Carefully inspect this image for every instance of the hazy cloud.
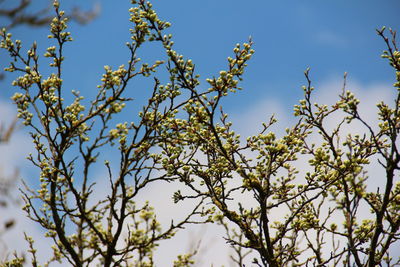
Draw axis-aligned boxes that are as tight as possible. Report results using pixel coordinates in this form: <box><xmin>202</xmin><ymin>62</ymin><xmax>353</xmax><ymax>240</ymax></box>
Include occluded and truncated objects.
<box><xmin>314</xmin><ymin>30</ymin><xmax>348</xmax><ymax>47</ymax></box>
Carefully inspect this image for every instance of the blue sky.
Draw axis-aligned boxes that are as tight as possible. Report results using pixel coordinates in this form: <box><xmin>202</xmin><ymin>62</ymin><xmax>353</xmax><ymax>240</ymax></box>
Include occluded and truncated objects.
<box><xmin>1</xmin><ymin>0</ymin><xmax>400</xmax><ymax>113</ymax></box>
<box><xmin>1</xmin><ymin>0</ymin><xmax>400</xmax><ymax>265</ymax></box>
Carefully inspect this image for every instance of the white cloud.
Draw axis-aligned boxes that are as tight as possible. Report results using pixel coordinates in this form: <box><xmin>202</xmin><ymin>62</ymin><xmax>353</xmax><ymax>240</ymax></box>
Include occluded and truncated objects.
<box><xmin>231</xmin><ymin>96</ymin><xmax>292</xmax><ymax>138</ymax></box>
<box><xmin>312</xmin><ymin>78</ymin><xmax>395</xmax><ymax>191</ymax></box>
<box><xmin>0</xmin><ymin>202</ymin><xmax>60</xmax><ymax>265</ymax></box>
<box><xmin>0</xmin><ymin>98</ymin><xmax>58</xmax><ymax>265</ymax></box>
<box><xmin>229</xmin><ymin>76</ymin><xmax>398</xmax><ymax>262</ymax></box>
<box><xmin>1</xmin><ymin>76</ymin><xmax>399</xmax><ymax>265</ymax></box>
<box><xmin>66</xmin><ymin>78</ymin><xmax>400</xmax><ymax>264</ymax></box>
<box><xmin>0</xmin><ymin>99</ymin><xmax>32</xmax><ymax>176</ymax></box>
<box><xmin>97</xmin><ymin>170</ymin><xmax>236</xmax><ymax>266</ymax></box>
